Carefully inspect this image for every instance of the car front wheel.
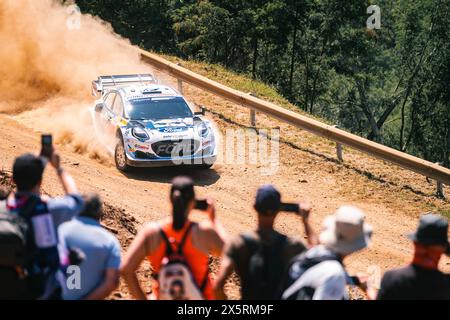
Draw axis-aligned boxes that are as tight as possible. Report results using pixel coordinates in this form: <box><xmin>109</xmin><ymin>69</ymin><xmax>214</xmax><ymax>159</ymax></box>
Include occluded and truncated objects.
<box><xmin>115</xmin><ymin>140</ymin><xmax>130</xmax><ymax>172</ymax></box>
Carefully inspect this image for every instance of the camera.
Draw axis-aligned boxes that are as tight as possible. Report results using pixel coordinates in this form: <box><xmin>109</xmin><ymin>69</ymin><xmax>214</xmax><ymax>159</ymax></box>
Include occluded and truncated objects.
<box><xmin>194</xmin><ymin>199</ymin><xmax>208</xmax><ymax>211</ymax></box>
<box><xmin>279</xmin><ymin>203</ymin><xmax>299</xmax><ymax>213</ymax></box>
<box><xmin>40</xmin><ymin>134</ymin><xmax>53</xmax><ymax>159</ymax></box>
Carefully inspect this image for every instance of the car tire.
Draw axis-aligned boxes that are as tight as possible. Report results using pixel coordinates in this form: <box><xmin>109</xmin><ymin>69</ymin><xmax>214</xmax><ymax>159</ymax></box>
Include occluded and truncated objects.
<box><xmin>115</xmin><ymin>139</ymin><xmax>130</xmax><ymax>172</ymax></box>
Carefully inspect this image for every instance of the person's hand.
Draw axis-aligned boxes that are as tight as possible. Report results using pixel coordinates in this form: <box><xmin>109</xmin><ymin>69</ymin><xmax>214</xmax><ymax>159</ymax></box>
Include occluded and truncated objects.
<box><xmin>205</xmin><ymin>197</ymin><xmax>216</xmax><ymax>222</ymax></box>
<box><xmin>50</xmin><ymin>150</ymin><xmax>61</xmax><ymax>170</ymax></box>
<box><xmin>297</xmin><ymin>200</ymin><xmax>312</xmax><ymax>219</ymax></box>
<box><xmin>354</xmin><ymin>273</ymin><xmax>369</xmax><ymax>291</ymax></box>
<box><xmin>354</xmin><ymin>272</ymin><xmax>378</xmax><ymax>300</ymax></box>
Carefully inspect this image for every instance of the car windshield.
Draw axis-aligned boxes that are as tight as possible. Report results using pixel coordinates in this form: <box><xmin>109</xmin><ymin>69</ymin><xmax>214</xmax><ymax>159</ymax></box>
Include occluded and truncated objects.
<box><xmin>126</xmin><ymin>97</ymin><xmax>193</xmax><ymax>120</ymax></box>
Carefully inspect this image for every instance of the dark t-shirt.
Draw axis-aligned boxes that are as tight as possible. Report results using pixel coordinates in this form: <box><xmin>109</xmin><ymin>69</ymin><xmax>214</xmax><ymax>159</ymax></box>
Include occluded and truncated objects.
<box><xmin>377</xmin><ymin>264</ymin><xmax>450</xmax><ymax>300</ymax></box>
<box><xmin>225</xmin><ymin>229</ymin><xmax>307</xmax><ymax>300</ymax></box>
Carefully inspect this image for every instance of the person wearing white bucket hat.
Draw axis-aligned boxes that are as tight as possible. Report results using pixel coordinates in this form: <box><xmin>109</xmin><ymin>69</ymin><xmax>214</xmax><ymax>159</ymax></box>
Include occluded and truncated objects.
<box><xmin>281</xmin><ymin>205</ymin><xmax>374</xmax><ymax>300</ymax></box>
<box><xmin>319</xmin><ymin>205</ymin><xmax>373</xmax><ymax>256</ymax></box>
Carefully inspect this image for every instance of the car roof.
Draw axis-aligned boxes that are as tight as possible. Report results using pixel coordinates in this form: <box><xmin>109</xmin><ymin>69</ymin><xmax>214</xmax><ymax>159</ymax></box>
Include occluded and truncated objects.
<box><xmin>115</xmin><ymin>84</ymin><xmax>180</xmax><ymax>100</ymax></box>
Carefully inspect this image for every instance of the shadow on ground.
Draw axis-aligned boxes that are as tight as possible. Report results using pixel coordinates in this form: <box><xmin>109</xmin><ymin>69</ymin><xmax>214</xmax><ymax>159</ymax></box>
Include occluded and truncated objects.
<box><xmin>119</xmin><ymin>166</ymin><xmax>221</xmax><ymax>186</ymax></box>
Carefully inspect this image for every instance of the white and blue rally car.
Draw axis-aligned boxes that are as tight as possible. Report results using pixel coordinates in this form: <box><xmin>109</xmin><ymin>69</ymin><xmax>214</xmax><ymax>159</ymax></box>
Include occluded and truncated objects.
<box><xmin>91</xmin><ymin>74</ymin><xmax>217</xmax><ymax>171</ymax></box>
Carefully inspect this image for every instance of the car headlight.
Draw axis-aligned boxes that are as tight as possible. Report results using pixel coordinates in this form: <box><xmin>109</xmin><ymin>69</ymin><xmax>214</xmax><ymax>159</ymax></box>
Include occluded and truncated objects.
<box><xmin>196</xmin><ymin>122</ymin><xmax>209</xmax><ymax>138</ymax></box>
<box><xmin>131</xmin><ymin>127</ymin><xmax>149</xmax><ymax>141</ymax></box>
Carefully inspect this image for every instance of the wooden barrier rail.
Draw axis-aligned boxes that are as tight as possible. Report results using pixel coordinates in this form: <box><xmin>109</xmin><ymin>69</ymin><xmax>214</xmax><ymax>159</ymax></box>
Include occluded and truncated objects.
<box><xmin>138</xmin><ymin>48</ymin><xmax>450</xmax><ymax>190</ymax></box>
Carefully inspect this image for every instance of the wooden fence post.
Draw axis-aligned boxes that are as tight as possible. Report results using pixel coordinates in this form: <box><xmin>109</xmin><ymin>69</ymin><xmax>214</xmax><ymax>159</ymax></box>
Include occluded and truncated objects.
<box><xmin>177</xmin><ymin>79</ymin><xmax>183</xmax><ymax>94</ymax></box>
<box><xmin>248</xmin><ymin>93</ymin><xmax>257</xmax><ymax>127</ymax></box>
<box><xmin>333</xmin><ymin>125</ymin><xmax>343</xmax><ymax>162</ymax></box>
<box><xmin>435</xmin><ymin>162</ymin><xmax>445</xmax><ymax>198</ymax></box>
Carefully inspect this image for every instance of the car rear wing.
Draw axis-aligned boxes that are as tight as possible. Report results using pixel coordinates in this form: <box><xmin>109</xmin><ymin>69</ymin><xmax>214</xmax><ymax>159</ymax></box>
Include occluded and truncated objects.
<box><xmin>91</xmin><ymin>74</ymin><xmax>157</xmax><ymax>97</ymax></box>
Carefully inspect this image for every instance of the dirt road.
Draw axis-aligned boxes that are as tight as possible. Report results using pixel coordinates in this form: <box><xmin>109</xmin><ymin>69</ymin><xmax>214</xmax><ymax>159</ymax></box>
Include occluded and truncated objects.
<box><xmin>1</xmin><ymin>84</ymin><xmax>449</xmax><ymax>298</ymax></box>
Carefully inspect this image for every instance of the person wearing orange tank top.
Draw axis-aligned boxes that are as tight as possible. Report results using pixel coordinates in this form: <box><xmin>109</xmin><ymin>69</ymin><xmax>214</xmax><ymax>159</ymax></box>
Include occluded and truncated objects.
<box><xmin>121</xmin><ymin>176</ymin><xmax>228</xmax><ymax>300</ymax></box>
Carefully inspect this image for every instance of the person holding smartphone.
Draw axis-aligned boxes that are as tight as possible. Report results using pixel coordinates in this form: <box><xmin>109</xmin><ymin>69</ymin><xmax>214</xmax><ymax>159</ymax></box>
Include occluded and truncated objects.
<box><xmin>0</xmin><ymin>135</ymin><xmax>84</xmax><ymax>300</ymax></box>
<box><xmin>377</xmin><ymin>213</ymin><xmax>450</xmax><ymax>300</ymax></box>
<box><xmin>121</xmin><ymin>176</ymin><xmax>228</xmax><ymax>300</ymax></box>
<box><xmin>214</xmin><ymin>184</ymin><xmax>319</xmax><ymax>300</ymax></box>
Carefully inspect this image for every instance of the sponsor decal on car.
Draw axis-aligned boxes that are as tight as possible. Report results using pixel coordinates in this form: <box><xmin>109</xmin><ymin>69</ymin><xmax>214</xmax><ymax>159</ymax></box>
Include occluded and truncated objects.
<box><xmin>127</xmin><ymin>145</ymin><xmax>136</xmax><ymax>152</ymax></box>
<box><xmin>134</xmin><ymin>144</ymin><xmax>150</xmax><ymax>150</ymax></box>
<box><xmin>159</xmin><ymin>127</ymin><xmax>187</xmax><ymax>133</ymax></box>
<box><xmin>163</xmin><ymin>134</ymin><xmax>189</xmax><ymax>139</ymax></box>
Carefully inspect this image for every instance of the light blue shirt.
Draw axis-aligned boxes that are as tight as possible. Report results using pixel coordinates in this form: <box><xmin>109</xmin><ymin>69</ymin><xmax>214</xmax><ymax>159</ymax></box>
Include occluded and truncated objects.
<box><xmin>58</xmin><ymin>216</ymin><xmax>121</xmax><ymax>300</ymax></box>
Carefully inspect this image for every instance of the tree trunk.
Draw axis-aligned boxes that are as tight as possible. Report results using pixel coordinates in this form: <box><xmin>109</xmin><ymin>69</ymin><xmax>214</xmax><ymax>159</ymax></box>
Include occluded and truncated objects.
<box><xmin>304</xmin><ymin>54</ymin><xmax>309</xmax><ymax>111</ymax></box>
<box><xmin>289</xmin><ymin>8</ymin><xmax>299</xmax><ymax>95</ymax></box>
<box><xmin>399</xmin><ymin>100</ymin><xmax>406</xmax><ymax>151</ymax></box>
<box><xmin>251</xmin><ymin>35</ymin><xmax>258</xmax><ymax>79</ymax></box>
<box><xmin>445</xmin><ymin>124</ymin><xmax>450</xmax><ymax>168</ymax></box>
<box><xmin>356</xmin><ymin>80</ymin><xmax>381</xmax><ymax>141</ymax></box>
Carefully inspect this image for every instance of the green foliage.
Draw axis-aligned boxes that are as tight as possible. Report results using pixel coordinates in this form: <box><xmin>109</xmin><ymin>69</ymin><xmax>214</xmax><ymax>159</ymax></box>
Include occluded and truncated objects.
<box><xmin>74</xmin><ymin>0</ymin><xmax>450</xmax><ymax>167</ymax></box>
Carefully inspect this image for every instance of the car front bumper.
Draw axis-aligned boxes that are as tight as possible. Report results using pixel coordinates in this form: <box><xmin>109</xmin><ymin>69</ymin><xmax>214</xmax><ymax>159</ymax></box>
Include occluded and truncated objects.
<box><xmin>126</xmin><ymin>154</ymin><xmax>217</xmax><ymax>168</ymax></box>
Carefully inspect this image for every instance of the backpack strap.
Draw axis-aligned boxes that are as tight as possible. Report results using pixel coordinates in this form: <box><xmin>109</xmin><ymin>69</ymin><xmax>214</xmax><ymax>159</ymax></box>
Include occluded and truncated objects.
<box><xmin>18</xmin><ymin>196</ymin><xmax>40</xmax><ymax>220</ymax></box>
<box><xmin>159</xmin><ymin>222</ymin><xmax>195</xmax><ymax>256</ymax></box>
<box><xmin>241</xmin><ymin>232</ymin><xmax>287</xmax><ymax>253</ymax></box>
<box><xmin>177</xmin><ymin>222</ymin><xmax>195</xmax><ymax>255</ymax></box>
<box><xmin>159</xmin><ymin>227</ymin><xmax>174</xmax><ymax>256</ymax></box>
<box><xmin>199</xmin><ymin>268</ymin><xmax>209</xmax><ymax>292</ymax></box>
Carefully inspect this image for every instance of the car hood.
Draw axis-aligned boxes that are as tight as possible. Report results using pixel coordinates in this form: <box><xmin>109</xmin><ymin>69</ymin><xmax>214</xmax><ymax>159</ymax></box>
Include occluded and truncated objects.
<box><xmin>129</xmin><ymin>117</ymin><xmax>199</xmax><ymax>134</ymax></box>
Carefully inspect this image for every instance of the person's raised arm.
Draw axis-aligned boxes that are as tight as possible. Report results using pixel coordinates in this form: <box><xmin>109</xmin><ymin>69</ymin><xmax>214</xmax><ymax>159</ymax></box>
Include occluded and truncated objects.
<box><xmin>120</xmin><ymin>226</ymin><xmax>153</xmax><ymax>300</ymax></box>
<box><xmin>213</xmin><ymin>255</ymin><xmax>235</xmax><ymax>300</ymax></box>
<box><xmin>203</xmin><ymin>197</ymin><xmax>228</xmax><ymax>256</ymax></box>
<box><xmin>297</xmin><ymin>200</ymin><xmax>319</xmax><ymax>247</ymax></box>
<box><xmin>50</xmin><ymin>151</ymin><xmax>78</xmax><ymax>195</ymax></box>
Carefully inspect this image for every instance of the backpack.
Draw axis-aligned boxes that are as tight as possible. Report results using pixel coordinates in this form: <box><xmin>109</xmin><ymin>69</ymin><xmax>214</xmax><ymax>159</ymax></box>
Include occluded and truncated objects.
<box><xmin>241</xmin><ymin>232</ymin><xmax>287</xmax><ymax>300</ymax></box>
<box><xmin>280</xmin><ymin>250</ymin><xmax>342</xmax><ymax>300</ymax></box>
<box><xmin>157</xmin><ymin>223</ymin><xmax>208</xmax><ymax>300</ymax></box>
<box><xmin>0</xmin><ymin>198</ymin><xmax>39</xmax><ymax>299</ymax></box>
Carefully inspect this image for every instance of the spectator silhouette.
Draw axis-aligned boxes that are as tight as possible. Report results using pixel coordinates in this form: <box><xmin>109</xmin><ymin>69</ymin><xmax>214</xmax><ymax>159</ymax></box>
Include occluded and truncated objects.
<box><xmin>121</xmin><ymin>176</ymin><xmax>227</xmax><ymax>300</ymax></box>
<box><xmin>214</xmin><ymin>184</ymin><xmax>318</xmax><ymax>300</ymax></box>
<box><xmin>1</xmin><ymin>151</ymin><xmax>83</xmax><ymax>299</ymax></box>
<box><xmin>377</xmin><ymin>213</ymin><xmax>450</xmax><ymax>300</ymax></box>
<box><xmin>58</xmin><ymin>193</ymin><xmax>121</xmax><ymax>300</ymax></box>
<box><xmin>281</xmin><ymin>205</ymin><xmax>374</xmax><ymax>300</ymax></box>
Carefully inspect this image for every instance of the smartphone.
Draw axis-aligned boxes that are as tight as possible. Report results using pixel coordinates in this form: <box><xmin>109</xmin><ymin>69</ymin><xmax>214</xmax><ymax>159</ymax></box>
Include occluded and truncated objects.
<box><xmin>41</xmin><ymin>134</ymin><xmax>53</xmax><ymax>159</ymax></box>
<box><xmin>349</xmin><ymin>276</ymin><xmax>361</xmax><ymax>286</ymax></box>
<box><xmin>194</xmin><ymin>199</ymin><xmax>208</xmax><ymax>211</ymax></box>
<box><xmin>279</xmin><ymin>202</ymin><xmax>299</xmax><ymax>213</ymax></box>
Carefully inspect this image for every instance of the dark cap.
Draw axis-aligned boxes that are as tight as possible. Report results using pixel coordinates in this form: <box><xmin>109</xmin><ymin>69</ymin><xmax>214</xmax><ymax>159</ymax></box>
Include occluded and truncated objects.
<box><xmin>81</xmin><ymin>193</ymin><xmax>103</xmax><ymax>220</ymax></box>
<box><xmin>254</xmin><ymin>184</ymin><xmax>281</xmax><ymax>214</ymax></box>
<box><xmin>12</xmin><ymin>153</ymin><xmax>45</xmax><ymax>192</ymax></box>
<box><xmin>408</xmin><ymin>213</ymin><xmax>449</xmax><ymax>248</ymax></box>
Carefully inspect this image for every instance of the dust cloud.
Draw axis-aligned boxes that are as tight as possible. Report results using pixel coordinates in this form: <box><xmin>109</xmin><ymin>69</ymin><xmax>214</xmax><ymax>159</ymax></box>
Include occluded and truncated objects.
<box><xmin>0</xmin><ymin>0</ymin><xmax>151</xmax><ymax>161</ymax></box>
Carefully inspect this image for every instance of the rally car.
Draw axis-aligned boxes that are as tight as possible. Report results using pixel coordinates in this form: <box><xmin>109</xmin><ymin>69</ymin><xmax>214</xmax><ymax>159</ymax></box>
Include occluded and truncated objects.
<box><xmin>91</xmin><ymin>74</ymin><xmax>217</xmax><ymax>171</ymax></box>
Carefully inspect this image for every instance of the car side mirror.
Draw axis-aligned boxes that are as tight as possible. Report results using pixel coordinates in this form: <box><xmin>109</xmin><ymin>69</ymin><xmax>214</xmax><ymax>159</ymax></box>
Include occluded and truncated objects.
<box><xmin>194</xmin><ymin>106</ymin><xmax>205</xmax><ymax>116</ymax></box>
<box><xmin>95</xmin><ymin>103</ymin><xmax>105</xmax><ymax>113</ymax></box>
